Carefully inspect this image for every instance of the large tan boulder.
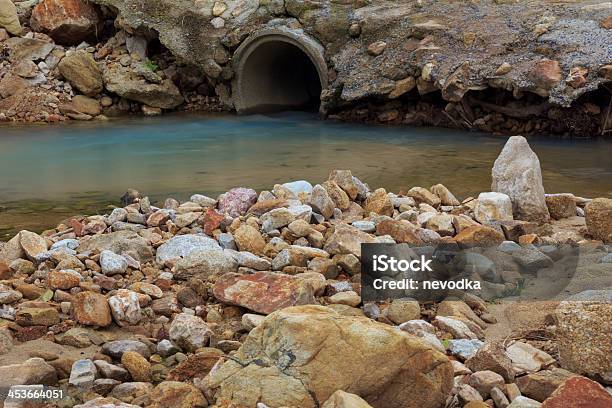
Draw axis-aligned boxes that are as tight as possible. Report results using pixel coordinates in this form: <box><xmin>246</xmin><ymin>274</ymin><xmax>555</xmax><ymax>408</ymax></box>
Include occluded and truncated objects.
<box><xmin>322</xmin><ymin>390</ymin><xmax>373</xmax><ymax>408</ymax></box>
<box><xmin>203</xmin><ymin>305</ymin><xmax>453</xmax><ymax>408</ymax></box>
<box><xmin>0</xmin><ymin>0</ymin><xmax>22</xmax><ymax>35</ymax></box>
<box><xmin>585</xmin><ymin>198</ymin><xmax>612</xmax><ymax>243</ymax></box>
<box><xmin>58</xmin><ymin>50</ymin><xmax>103</xmax><ymax>96</ymax></box>
<box><xmin>492</xmin><ymin>136</ymin><xmax>550</xmax><ymax>224</ymax></box>
<box><xmin>30</xmin><ymin>0</ymin><xmax>100</xmax><ymax>45</ymax></box>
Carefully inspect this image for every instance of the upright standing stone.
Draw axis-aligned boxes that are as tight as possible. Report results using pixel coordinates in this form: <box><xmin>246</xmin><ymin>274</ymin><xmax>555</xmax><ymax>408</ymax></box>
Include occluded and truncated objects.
<box><xmin>492</xmin><ymin>136</ymin><xmax>550</xmax><ymax>224</ymax></box>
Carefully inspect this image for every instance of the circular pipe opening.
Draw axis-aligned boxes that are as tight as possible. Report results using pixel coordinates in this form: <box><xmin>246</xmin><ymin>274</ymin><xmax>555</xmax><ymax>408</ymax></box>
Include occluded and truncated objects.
<box><xmin>232</xmin><ymin>30</ymin><xmax>328</xmax><ymax>114</ymax></box>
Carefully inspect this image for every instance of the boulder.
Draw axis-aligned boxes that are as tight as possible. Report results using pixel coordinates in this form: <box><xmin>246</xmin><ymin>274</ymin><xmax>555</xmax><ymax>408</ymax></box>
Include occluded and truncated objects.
<box><xmin>121</xmin><ymin>351</ymin><xmax>151</xmax><ymax>382</ymax></box>
<box><xmin>19</xmin><ymin>230</ymin><xmax>48</xmax><ymax>260</ymax></box>
<box><xmin>0</xmin><ymin>357</ymin><xmax>57</xmax><ymax>389</ymax></box>
<box><xmin>155</xmin><ymin>234</ymin><xmax>221</xmax><ymax>264</ymax></box>
<box><xmin>364</xmin><ymin>188</ymin><xmax>393</xmax><ymax>215</ymax></box>
<box><xmin>103</xmin><ymin>64</ymin><xmax>184</xmax><ymax>109</ymax></box>
<box><xmin>72</xmin><ymin>291</ymin><xmax>112</xmax><ymax>327</ymax></box>
<box><xmin>203</xmin><ymin>306</ymin><xmax>452</xmax><ymax>408</ymax></box>
<box><xmin>100</xmin><ymin>250</ymin><xmax>128</xmax><ymax>275</ymax></box>
<box><xmin>468</xmin><ymin>370</ymin><xmax>505</xmax><ymax>399</ymax></box>
<box><xmin>147</xmin><ymin>381</ymin><xmax>207</xmax><ymax>408</ymax></box>
<box><xmin>218</xmin><ymin>187</ymin><xmax>258</xmax><ymax>217</ymax></box>
<box><xmin>108</xmin><ymin>289</ymin><xmax>141</xmax><ymax>326</ymax></box>
<box><xmin>430</xmin><ymin>184</ymin><xmax>460</xmax><ymax>206</ymax></box>
<box><xmin>16</xmin><ymin>307</ymin><xmax>59</xmax><ymax>326</ymax></box>
<box><xmin>174</xmin><ymin>249</ymin><xmax>238</xmax><ymax>279</ymax></box>
<box><xmin>322</xmin><ymin>390</ymin><xmax>373</xmax><ymax>408</ymax></box>
<box><xmin>386</xmin><ymin>298</ymin><xmax>421</xmax><ymax>324</ymax></box>
<box><xmin>309</xmin><ymin>184</ymin><xmax>335</xmax><ymax>218</ymax></box>
<box><xmin>545</xmin><ymin>194</ymin><xmax>576</xmax><ymax>220</ymax></box>
<box><xmin>505</xmin><ymin>341</ymin><xmax>555</xmax><ymax>375</ymax></box>
<box><xmin>541</xmin><ymin>376</ymin><xmax>612</xmax><ymax>407</ymax></box>
<box><xmin>233</xmin><ymin>225</ymin><xmax>266</xmax><ymax>255</ymax></box>
<box><xmin>0</xmin><ymin>0</ymin><xmax>22</xmax><ymax>35</ymax></box>
<box><xmin>213</xmin><ymin>271</ymin><xmax>323</xmax><ymax>314</ymax></box>
<box><xmin>516</xmin><ymin>368</ymin><xmax>577</xmax><ymax>402</ymax></box>
<box><xmin>329</xmin><ymin>170</ymin><xmax>358</xmax><ymax>200</ymax></box>
<box><xmin>69</xmin><ymin>359</ymin><xmax>97</xmax><ymax>389</ymax></box>
<box><xmin>324</xmin><ymin>223</ymin><xmax>376</xmax><ymax>257</ymax></box>
<box><xmin>169</xmin><ymin>313</ymin><xmax>212</xmax><ymax>352</ymax></box>
<box><xmin>585</xmin><ymin>198</ymin><xmax>612</xmax><ymax>242</ymax></box>
<box><xmin>554</xmin><ymin>292</ymin><xmax>611</xmax><ymax>382</ymax></box>
<box><xmin>30</xmin><ymin>0</ymin><xmax>100</xmax><ymax>45</ymax></box>
<box><xmin>79</xmin><ymin>231</ymin><xmax>153</xmax><ymax>263</ymax></box>
<box><xmin>475</xmin><ymin>192</ymin><xmax>513</xmax><ymax>224</ymax></box>
<box><xmin>48</xmin><ymin>269</ymin><xmax>82</xmax><ymax>290</ymax></box>
<box><xmin>407</xmin><ymin>187</ymin><xmax>441</xmax><ymax>207</ymax></box>
<box><xmin>58</xmin><ymin>50</ymin><xmax>103</xmax><ymax>96</ymax></box>
<box><xmin>492</xmin><ymin>136</ymin><xmax>549</xmax><ymax>224</ymax></box>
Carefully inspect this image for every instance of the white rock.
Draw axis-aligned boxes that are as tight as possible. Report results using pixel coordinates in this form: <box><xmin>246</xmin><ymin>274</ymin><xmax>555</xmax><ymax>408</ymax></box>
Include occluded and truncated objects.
<box><xmin>108</xmin><ymin>289</ymin><xmax>141</xmax><ymax>326</ymax></box>
<box><xmin>100</xmin><ymin>250</ymin><xmax>128</xmax><ymax>275</ymax></box>
<box><xmin>475</xmin><ymin>192</ymin><xmax>513</xmax><ymax>223</ymax></box>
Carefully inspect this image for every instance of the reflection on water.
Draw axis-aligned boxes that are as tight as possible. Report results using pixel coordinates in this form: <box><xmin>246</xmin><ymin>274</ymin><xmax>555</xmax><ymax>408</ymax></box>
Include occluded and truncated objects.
<box><xmin>1</xmin><ymin>112</ymin><xmax>611</xmax><ymax>240</ymax></box>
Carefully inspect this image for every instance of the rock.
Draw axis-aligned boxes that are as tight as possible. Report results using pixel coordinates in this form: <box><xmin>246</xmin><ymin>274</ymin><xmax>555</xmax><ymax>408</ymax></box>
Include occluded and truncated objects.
<box><xmin>213</xmin><ymin>271</ymin><xmax>322</xmax><ymax>314</ymax></box>
<box><xmin>74</xmin><ymin>397</ymin><xmax>138</xmax><ymax>408</ymax></box>
<box><xmin>16</xmin><ymin>307</ymin><xmax>59</xmax><ymax>327</ymax></box>
<box><xmin>545</xmin><ymin>194</ymin><xmax>576</xmax><ymax>220</ymax></box>
<box><xmin>468</xmin><ymin>370</ymin><xmax>505</xmax><ymax>399</ymax></box>
<box><xmin>328</xmin><ymin>291</ymin><xmax>361</xmax><ymax>307</ymax></box>
<box><xmin>147</xmin><ymin>381</ymin><xmax>207</xmax><ymax>408</ymax></box>
<box><xmin>19</xmin><ymin>230</ymin><xmax>48</xmax><ymax>260</ymax></box>
<box><xmin>516</xmin><ymin>368</ymin><xmax>577</xmax><ymax>402</ymax></box>
<box><xmin>103</xmin><ymin>64</ymin><xmax>184</xmax><ymax>109</ymax></box>
<box><xmin>511</xmin><ymin>248</ymin><xmax>553</xmax><ymax>272</ymax></box>
<box><xmin>454</xmin><ymin>225</ymin><xmax>504</xmax><ymax>248</ymax></box>
<box><xmin>541</xmin><ymin>376</ymin><xmax>612</xmax><ymax>407</ymax></box>
<box><xmin>507</xmin><ymin>396</ymin><xmax>542</xmax><ymax>407</ymax></box>
<box><xmin>100</xmin><ymin>250</ymin><xmax>128</xmax><ymax>275</ymax></box>
<box><xmin>322</xmin><ymin>390</ymin><xmax>373</xmax><ymax>408</ymax></box>
<box><xmin>430</xmin><ymin>184</ymin><xmax>460</xmax><ymax>206</ymax></box>
<box><xmin>30</xmin><ymin>0</ymin><xmax>100</xmax><ymax>45</ymax></box>
<box><xmin>505</xmin><ymin>341</ymin><xmax>555</xmax><ymax>375</ymax></box>
<box><xmin>169</xmin><ymin>313</ymin><xmax>212</xmax><ymax>352</ymax></box>
<box><xmin>448</xmin><ymin>339</ymin><xmax>485</xmax><ymax>361</ymax></box>
<box><xmin>174</xmin><ymin>249</ymin><xmax>238</xmax><ymax>279</ymax></box>
<box><xmin>94</xmin><ymin>360</ymin><xmax>130</xmax><ymax>382</ymax></box>
<box><xmin>261</xmin><ymin>207</ymin><xmax>296</xmax><ymax>231</ymax></box>
<box><xmin>0</xmin><ymin>285</ymin><xmax>23</xmax><ymax>304</ymax></box>
<box><xmin>329</xmin><ymin>170</ymin><xmax>358</xmax><ymax>200</ymax></box>
<box><xmin>58</xmin><ymin>50</ymin><xmax>103</xmax><ymax>96</ymax></box>
<box><xmin>156</xmin><ymin>339</ymin><xmax>179</xmax><ymax>357</ymax></box>
<box><xmin>48</xmin><ymin>269</ymin><xmax>81</xmax><ymax>290</ymax></box>
<box><xmin>457</xmin><ymin>384</ymin><xmax>484</xmax><ymax>404</ymax></box>
<box><xmin>407</xmin><ymin>187</ymin><xmax>441</xmax><ymax>207</ymax></box>
<box><xmin>309</xmin><ymin>184</ymin><xmax>335</xmax><ymax>218</ymax></box>
<box><xmin>322</xmin><ymin>180</ymin><xmax>351</xmax><ymax>210</ymax></box>
<box><xmin>121</xmin><ymin>351</ymin><xmax>151</xmax><ymax>382</ymax></box>
<box><xmin>466</xmin><ymin>342</ymin><xmax>515</xmax><ymax>382</ymax></box>
<box><xmin>324</xmin><ymin>223</ymin><xmax>376</xmax><ymax>257</ymax></box>
<box><xmin>108</xmin><ymin>289</ymin><xmax>141</xmax><ymax>326</ymax></box>
<box><xmin>554</xmin><ymin>293</ymin><xmax>611</xmax><ymax>381</ymax></box>
<box><xmin>376</xmin><ymin>220</ymin><xmax>422</xmax><ymax>244</ymax></box>
<box><xmin>0</xmin><ymin>357</ymin><xmax>57</xmax><ymax>389</ymax></box>
<box><xmin>426</xmin><ymin>213</ymin><xmax>455</xmax><ymax>236</ymax></box>
<box><xmin>491</xmin><ymin>387</ymin><xmax>510</xmax><ymax>408</ymax></box>
<box><xmin>167</xmin><ymin>348</ymin><xmax>222</xmax><ymax>381</ymax></box>
<box><xmin>218</xmin><ymin>187</ymin><xmax>258</xmax><ymax>217</ymax></box>
<box><xmin>0</xmin><ymin>0</ymin><xmax>22</xmax><ymax>35</ymax></box>
<box><xmin>585</xmin><ymin>198</ymin><xmax>612</xmax><ymax>242</ymax></box>
<box><xmin>72</xmin><ymin>291</ymin><xmax>112</xmax><ymax>327</ymax></box>
<box><xmin>367</xmin><ymin>40</ymin><xmax>387</xmax><ymax>56</ymax></box>
<box><xmin>69</xmin><ymin>359</ymin><xmax>97</xmax><ymax>389</ymax></box>
<box><xmin>475</xmin><ymin>192</ymin><xmax>513</xmax><ymax>223</ymax></box>
<box><xmin>110</xmin><ymin>382</ymin><xmax>153</xmax><ymax>402</ymax></box>
<box><xmin>529</xmin><ymin>59</ymin><xmax>562</xmax><ymax>92</ymax></box>
<box><xmin>364</xmin><ymin>188</ymin><xmax>393</xmax><ymax>215</ymax></box>
<box><xmin>242</xmin><ymin>313</ymin><xmax>265</xmax><ymax>331</ymax></box>
<box><xmin>156</xmin><ymin>234</ymin><xmax>220</xmax><ymax>264</ymax></box>
<box><xmin>79</xmin><ymin>231</ymin><xmax>153</xmax><ymax>263</ymax></box>
<box><xmin>203</xmin><ymin>305</ymin><xmax>452</xmax><ymax>408</ymax></box>
<box><xmin>386</xmin><ymin>299</ymin><xmax>420</xmax><ymax>324</ymax></box>
<box><xmin>233</xmin><ymin>225</ymin><xmax>266</xmax><ymax>255</ymax></box>
<box><xmin>434</xmin><ymin>315</ymin><xmax>478</xmax><ymax>339</ymax></box>
<box><xmin>389</xmin><ymin>76</ymin><xmax>416</xmax><ymax>99</ymax></box>
<box><xmin>101</xmin><ymin>340</ymin><xmax>151</xmax><ymax>359</ymax></box>
<box><xmin>282</xmin><ymin>180</ymin><xmax>313</xmax><ymax>197</ymax></box>
<box><xmin>492</xmin><ymin>136</ymin><xmax>550</xmax><ymax>223</ymax></box>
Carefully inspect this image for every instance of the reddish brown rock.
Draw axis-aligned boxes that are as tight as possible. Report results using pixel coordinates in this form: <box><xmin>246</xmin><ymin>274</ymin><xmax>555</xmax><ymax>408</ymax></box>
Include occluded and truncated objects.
<box><xmin>213</xmin><ymin>271</ymin><xmax>323</xmax><ymax>314</ymax></box>
<box><xmin>13</xmin><ymin>325</ymin><xmax>48</xmax><ymax>342</ymax></box>
<box><xmin>30</xmin><ymin>0</ymin><xmax>100</xmax><ymax>45</ymax></box>
<box><xmin>48</xmin><ymin>269</ymin><xmax>81</xmax><ymax>290</ymax></box>
<box><xmin>516</xmin><ymin>368</ymin><xmax>578</xmax><ymax>402</ymax></box>
<box><xmin>376</xmin><ymin>220</ymin><xmax>422</xmax><ymax>245</ymax></box>
<box><xmin>530</xmin><ymin>59</ymin><xmax>562</xmax><ymax>91</ymax></box>
<box><xmin>0</xmin><ymin>262</ymin><xmax>10</xmax><ymax>280</ymax></box>
<box><xmin>541</xmin><ymin>376</ymin><xmax>612</xmax><ymax>408</ymax></box>
<box><xmin>203</xmin><ymin>209</ymin><xmax>225</xmax><ymax>235</ymax></box>
<box><xmin>601</xmin><ymin>15</ymin><xmax>612</xmax><ymax>29</ymax></box>
<box><xmin>167</xmin><ymin>349</ymin><xmax>223</xmax><ymax>381</ymax></box>
<box><xmin>499</xmin><ymin>220</ymin><xmax>537</xmax><ymax>241</ymax></box>
<box><xmin>72</xmin><ymin>291</ymin><xmax>112</xmax><ymax>327</ymax></box>
<box><xmin>454</xmin><ymin>225</ymin><xmax>504</xmax><ymax>248</ymax></box>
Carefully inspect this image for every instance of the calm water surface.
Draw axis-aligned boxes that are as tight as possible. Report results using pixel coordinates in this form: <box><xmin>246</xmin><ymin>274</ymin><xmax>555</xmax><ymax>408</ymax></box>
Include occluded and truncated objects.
<box><xmin>1</xmin><ymin>112</ymin><xmax>611</xmax><ymax>240</ymax></box>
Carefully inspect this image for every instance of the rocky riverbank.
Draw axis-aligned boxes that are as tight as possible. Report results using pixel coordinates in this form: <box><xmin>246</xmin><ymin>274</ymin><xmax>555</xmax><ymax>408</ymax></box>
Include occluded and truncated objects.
<box><xmin>1</xmin><ymin>0</ymin><xmax>612</xmax><ymax>136</ymax></box>
<box><xmin>0</xmin><ymin>135</ymin><xmax>610</xmax><ymax>408</ymax></box>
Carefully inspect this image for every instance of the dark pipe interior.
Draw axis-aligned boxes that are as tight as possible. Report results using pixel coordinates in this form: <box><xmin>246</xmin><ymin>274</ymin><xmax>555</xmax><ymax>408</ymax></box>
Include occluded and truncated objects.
<box><xmin>239</xmin><ymin>41</ymin><xmax>322</xmax><ymax>113</ymax></box>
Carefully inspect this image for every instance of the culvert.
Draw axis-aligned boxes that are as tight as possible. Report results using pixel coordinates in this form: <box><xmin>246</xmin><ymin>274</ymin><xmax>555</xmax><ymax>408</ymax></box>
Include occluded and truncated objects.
<box><xmin>232</xmin><ymin>28</ymin><xmax>328</xmax><ymax>114</ymax></box>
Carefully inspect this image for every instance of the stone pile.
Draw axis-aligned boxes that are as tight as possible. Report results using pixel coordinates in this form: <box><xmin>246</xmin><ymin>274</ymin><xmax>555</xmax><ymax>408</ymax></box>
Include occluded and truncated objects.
<box><xmin>0</xmin><ymin>137</ymin><xmax>610</xmax><ymax>407</ymax></box>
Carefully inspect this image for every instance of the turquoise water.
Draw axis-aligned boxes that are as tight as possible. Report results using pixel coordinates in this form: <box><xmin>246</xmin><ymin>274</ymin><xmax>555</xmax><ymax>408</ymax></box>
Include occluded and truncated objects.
<box><xmin>1</xmin><ymin>112</ymin><xmax>611</xmax><ymax>239</ymax></box>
